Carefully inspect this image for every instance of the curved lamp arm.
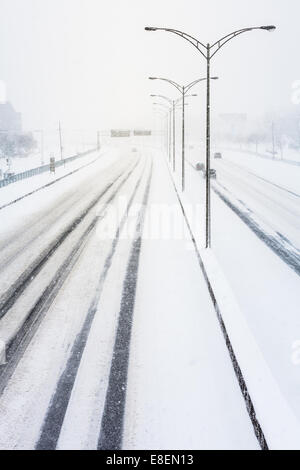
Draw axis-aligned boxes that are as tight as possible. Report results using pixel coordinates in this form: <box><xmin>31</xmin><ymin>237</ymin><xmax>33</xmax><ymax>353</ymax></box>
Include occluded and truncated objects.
<box><xmin>150</xmin><ymin>94</ymin><xmax>173</xmax><ymax>105</ymax></box>
<box><xmin>210</xmin><ymin>26</ymin><xmax>275</xmax><ymax>58</ymax></box>
<box><xmin>185</xmin><ymin>77</ymin><xmax>218</xmax><ymax>93</ymax></box>
<box><xmin>145</xmin><ymin>27</ymin><xmax>208</xmax><ymax>59</ymax></box>
<box><xmin>153</xmin><ymin>102</ymin><xmax>171</xmax><ymax>110</ymax></box>
<box><xmin>149</xmin><ymin>76</ymin><xmax>183</xmax><ymax>93</ymax></box>
<box><xmin>145</xmin><ymin>25</ymin><xmax>276</xmax><ymax>61</ymax></box>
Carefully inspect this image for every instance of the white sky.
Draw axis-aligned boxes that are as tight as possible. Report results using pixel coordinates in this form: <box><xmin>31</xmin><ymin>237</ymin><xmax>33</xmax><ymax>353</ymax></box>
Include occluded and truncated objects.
<box><xmin>0</xmin><ymin>0</ymin><xmax>299</xmax><ymax>132</ymax></box>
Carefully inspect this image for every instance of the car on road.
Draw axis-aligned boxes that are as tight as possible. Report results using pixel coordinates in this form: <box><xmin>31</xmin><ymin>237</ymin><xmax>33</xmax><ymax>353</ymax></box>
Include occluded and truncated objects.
<box><xmin>214</xmin><ymin>152</ymin><xmax>222</xmax><ymax>159</ymax></box>
<box><xmin>202</xmin><ymin>169</ymin><xmax>217</xmax><ymax>179</ymax></box>
<box><xmin>196</xmin><ymin>162</ymin><xmax>205</xmax><ymax>171</ymax></box>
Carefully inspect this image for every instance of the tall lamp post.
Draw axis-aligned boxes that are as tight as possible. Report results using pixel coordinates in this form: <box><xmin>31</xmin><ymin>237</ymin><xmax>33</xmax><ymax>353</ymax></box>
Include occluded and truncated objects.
<box><xmin>150</xmin><ymin>77</ymin><xmax>215</xmax><ymax>192</ymax></box>
<box><xmin>146</xmin><ymin>25</ymin><xmax>276</xmax><ymax>248</ymax></box>
<box><xmin>151</xmin><ymin>94</ymin><xmax>177</xmax><ymax>171</ymax></box>
<box><xmin>152</xmin><ymin>93</ymin><xmax>196</xmax><ymax>175</ymax></box>
<box><xmin>152</xmin><ymin>102</ymin><xmax>171</xmax><ymax>158</ymax></box>
<box><xmin>151</xmin><ymin>95</ymin><xmax>173</xmax><ymax>163</ymax></box>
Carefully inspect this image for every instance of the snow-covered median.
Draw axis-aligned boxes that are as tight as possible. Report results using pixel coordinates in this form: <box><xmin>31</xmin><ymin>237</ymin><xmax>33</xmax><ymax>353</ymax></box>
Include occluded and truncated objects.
<box><xmin>200</xmin><ymin>249</ymin><xmax>300</xmax><ymax>450</ymax></box>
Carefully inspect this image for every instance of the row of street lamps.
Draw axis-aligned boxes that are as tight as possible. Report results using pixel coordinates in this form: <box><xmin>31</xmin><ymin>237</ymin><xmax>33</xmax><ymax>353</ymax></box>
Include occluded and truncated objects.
<box><xmin>150</xmin><ymin>77</ymin><xmax>218</xmax><ymax>193</ymax></box>
<box><xmin>146</xmin><ymin>24</ymin><xmax>276</xmax><ymax>248</ymax></box>
<box><xmin>152</xmin><ymin>93</ymin><xmax>197</xmax><ymax>174</ymax></box>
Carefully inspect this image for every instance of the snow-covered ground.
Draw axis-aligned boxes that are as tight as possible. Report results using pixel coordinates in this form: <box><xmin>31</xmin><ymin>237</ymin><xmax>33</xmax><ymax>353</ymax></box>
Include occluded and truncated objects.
<box><xmin>0</xmin><ymin>147</ymin><xmax>109</xmax><ymax>209</ymax></box>
<box><xmin>171</xmin><ymin>145</ymin><xmax>300</xmax><ymax>446</ymax></box>
<box><xmin>187</xmin><ymin>146</ymin><xmax>300</xmax><ymax>252</ymax></box>
<box><xmin>0</xmin><ymin>145</ymin><xmax>83</xmax><ymax>176</ymax></box>
<box><xmin>123</xmin><ymin>153</ymin><xmax>260</xmax><ymax>450</ymax></box>
<box><xmin>220</xmin><ymin>144</ymin><xmax>300</xmax><ymax>164</ymax></box>
<box><xmin>0</xmin><ymin>138</ymin><xmax>299</xmax><ymax>449</ymax></box>
<box><xmin>216</xmin><ymin>148</ymin><xmax>300</xmax><ymax>193</ymax></box>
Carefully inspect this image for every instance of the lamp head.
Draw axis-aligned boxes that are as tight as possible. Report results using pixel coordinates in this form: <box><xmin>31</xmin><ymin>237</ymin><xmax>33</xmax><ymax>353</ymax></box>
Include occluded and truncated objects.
<box><xmin>145</xmin><ymin>27</ymin><xmax>158</xmax><ymax>31</ymax></box>
<box><xmin>260</xmin><ymin>25</ymin><xmax>276</xmax><ymax>32</ymax></box>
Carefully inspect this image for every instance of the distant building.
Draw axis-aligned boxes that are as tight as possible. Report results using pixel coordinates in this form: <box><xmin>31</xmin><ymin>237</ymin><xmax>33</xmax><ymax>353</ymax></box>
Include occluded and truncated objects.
<box><xmin>0</xmin><ymin>102</ymin><xmax>22</xmax><ymax>133</ymax></box>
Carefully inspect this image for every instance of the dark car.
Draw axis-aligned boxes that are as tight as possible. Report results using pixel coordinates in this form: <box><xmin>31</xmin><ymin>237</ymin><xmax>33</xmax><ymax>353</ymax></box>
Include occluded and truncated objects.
<box><xmin>196</xmin><ymin>162</ymin><xmax>205</xmax><ymax>171</ymax></box>
<box><xmin>203</xmin><ymin>169</ymin><xmax>217</xmax><ymax>179</ymax></box>
<box><xmin>214</xmin><ymin>152</ymin><xmax>222</xmax><ymax>159</ymax></box>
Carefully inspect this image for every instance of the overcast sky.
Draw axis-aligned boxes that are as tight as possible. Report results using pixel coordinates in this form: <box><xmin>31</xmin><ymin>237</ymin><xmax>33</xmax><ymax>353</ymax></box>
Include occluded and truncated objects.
<box><xmin>0</xmin><ymin>0</ymin><xmax>299</xmax><ymax>133</ymax></box>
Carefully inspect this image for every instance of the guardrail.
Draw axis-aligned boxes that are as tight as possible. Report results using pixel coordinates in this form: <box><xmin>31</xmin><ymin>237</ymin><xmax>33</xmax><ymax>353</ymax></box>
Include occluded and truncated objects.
<box><xmin>0</xmin><ymin>148</ymin><xmax>98</xmax><ymax>189</ymax></box>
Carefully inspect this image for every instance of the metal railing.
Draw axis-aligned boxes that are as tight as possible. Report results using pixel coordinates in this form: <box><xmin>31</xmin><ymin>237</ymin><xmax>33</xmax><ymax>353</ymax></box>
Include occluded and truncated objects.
<box><xmin>0</xmin><ymin>148</ymin><xmax>97</xmax><ymax>189</ymax></box>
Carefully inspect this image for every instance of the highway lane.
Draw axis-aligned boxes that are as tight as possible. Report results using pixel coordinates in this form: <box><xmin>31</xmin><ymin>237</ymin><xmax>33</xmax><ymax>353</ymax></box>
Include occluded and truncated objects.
<box><xmin>0</xmin><ymin>146</ymin><xmax>150</xmax><ymax>449</ymax></box>
<box><xmin>213</xmin><ymin>158</ymin><xmax>300</xmax><ymax>251</ymax></box>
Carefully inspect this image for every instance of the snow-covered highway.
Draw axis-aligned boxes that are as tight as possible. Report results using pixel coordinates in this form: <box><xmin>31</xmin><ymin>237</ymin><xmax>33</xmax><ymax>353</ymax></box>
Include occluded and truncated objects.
<box><xmin>183</xmin><ymin>148</ymin><xmax>300</xmax><ymax>447</ymax></box>
<box><xmin>0</xmin><ymin>141</ymin><xmax>266</xmax><ymax>450</ymax></box>
<box><xmin>214</xmin><ymin>157</ymin><xmax>300</xmax><ymax>251</ymax></box>
<box><xmin>0</xmin><ymin>141</ymin><xmax>299</xmax><ymax>450</ymax></box>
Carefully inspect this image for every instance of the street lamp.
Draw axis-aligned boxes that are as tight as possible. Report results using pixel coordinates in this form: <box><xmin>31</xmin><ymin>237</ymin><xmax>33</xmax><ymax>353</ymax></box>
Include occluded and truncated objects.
<box><xmin>150</xmin><ymin>76</ymin><xmax>217</xmax><ymax>192</ymax></box>
<box><xmin>151</xmin><ymin>95</ymin><xmax>173</xmax><ymax>163</ymax></box>
<box><xmin>146</xmin><ymin>25</ymin><xmax>276</xmax><ymax>248</ymax></box>
<box><xmin>153</xmin><ymin>104</ymin><xmax>170</xmax><ymax>155</ymax></box>
<box><xmin>151</xmin><ymin>93</ymin><xmax>197</xmax><ymax>174</ymax></box>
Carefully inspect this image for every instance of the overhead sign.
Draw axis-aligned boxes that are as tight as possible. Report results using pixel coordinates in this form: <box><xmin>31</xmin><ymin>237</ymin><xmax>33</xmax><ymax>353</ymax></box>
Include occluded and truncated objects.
<box><xmin>111</xmin><ymin>130</ymin><xmax>131</xmax><ymax>138</ymax></box>
<box><xmin>134</xmin><ymin>130</ymin><xmax>152</xmax><ymax>136</ymax></box>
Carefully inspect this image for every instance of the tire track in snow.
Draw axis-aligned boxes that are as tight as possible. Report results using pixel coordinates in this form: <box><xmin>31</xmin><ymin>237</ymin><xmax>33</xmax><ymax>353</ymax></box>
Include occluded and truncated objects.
<box><xmin>35</xmin><ymin>160</ymin><xmax>151</xmax><ymax>450</ymax></box>
<box><xmin>0</xmin><ymin>159</ymin><xmax>140</xmax><ymax>392</ymax></box>
<box><xmin>164</xmin><ymin>158</ymin><xmax>269</xmax><ymax>451</ymax></box>
<box><xmin>98</xmin><ymin>164</ymin><xmax>153</xmax><ymax>450</ymax></box>
<box><xmin>212</xmin><ymin>186</ymin><xmax>300</xmax><ymax>277</ymax></box>
<box><xmin>0</xmin><ymin>159</ymin><xmax>138</xmax><ymax>321</ymax></box>
<box><xmin>219</xmin><ymin>158</ymin><xmax>300</xmax><ymax>199</ymax></box>
<box><xmin>188</xmin><ymin>160</ymin><xmax>300</xmax><ymax>276</ymax></box>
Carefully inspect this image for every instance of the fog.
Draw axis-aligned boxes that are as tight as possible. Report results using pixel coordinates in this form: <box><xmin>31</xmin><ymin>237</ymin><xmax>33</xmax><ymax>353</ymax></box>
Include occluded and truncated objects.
<box><xmin>0</xmin><ymin>0</ymin><xmax>299</xmax><ymax>134</ymax></box>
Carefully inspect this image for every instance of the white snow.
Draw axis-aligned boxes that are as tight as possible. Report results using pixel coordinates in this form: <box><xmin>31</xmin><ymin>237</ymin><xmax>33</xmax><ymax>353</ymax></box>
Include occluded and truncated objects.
<box><xmin>0</xmin><ymin>139</ymin><xmax>299</xmax><ymax>450</ymax></box>
<box><xmin>170</xmin><ymin>145</ymin><xmax>300</xmax><ymax>449</ymax></box>
<box><xmin>123</xmin><ymin>151</ymin><xmax>259</xmax><ymax>450</ymax></box>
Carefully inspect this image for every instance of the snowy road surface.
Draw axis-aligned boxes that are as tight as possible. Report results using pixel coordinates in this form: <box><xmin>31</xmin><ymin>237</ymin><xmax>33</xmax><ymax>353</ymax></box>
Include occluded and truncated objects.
<box><xmin>182</xmin><ymin>149</ymin><xmax>300</xmax><ymax>445</ymax></box>
<box><xmin>214</xmin><ymin>158</ymin><xmax>300</xmax><ymax>251</ymax></box>
<box><xmin>0</xmin><ymin>141</ymin><xmax>299</xmax><ymax>449</ymax></box>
